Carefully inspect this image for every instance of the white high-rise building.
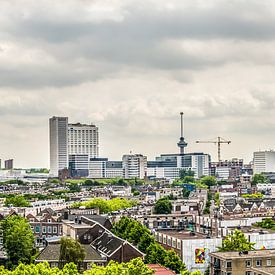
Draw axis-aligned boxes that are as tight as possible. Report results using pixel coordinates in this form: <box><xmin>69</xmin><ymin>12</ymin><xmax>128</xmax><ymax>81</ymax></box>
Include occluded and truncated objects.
<box><xmin>68</xmin><ymin>123</ymin><xmax>99</xmax><ymax>158</ymax></box>
<box><xmin>49</xmin><ymin>117</ymin><xmax>68</xmax><ymax>177</ymax></box>
<box><xmin>253</xmin><ymin>150</ymin><xmax>275</xmax><ymax>174</ymax></box>
<box><xmin>122</xmin><ymin>154</ymin><xmax>147</xmax><ymax>179</ymax></box>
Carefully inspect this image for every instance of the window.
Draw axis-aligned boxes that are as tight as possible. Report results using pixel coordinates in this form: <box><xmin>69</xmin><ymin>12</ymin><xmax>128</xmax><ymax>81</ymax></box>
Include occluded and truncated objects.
<box><xmin>48</xmin><ymin>226</ymin><xmax>52</xmax><ymax>234</ymax></box>
<box><xmin>256</xmin><ymin>259</ymin><xmax>262</xmax><ymax>267</ymax></box>
<box><xmin>267</xmin><ymin>258</ymin><xmax>272</xmax><ymax>266</ymax></box>
<box><xmin>35</xmin><ymin>226</ymin><xmax>40</xmax><ymax>233</ymax></box>
<box><xmin>53</xmin><ymin>227</ymin><xmax>57</xmax><ymax>234</ymax></box>
<box><xmin>246</xmin><ymin>260</ymin><xmax>251</xmax><ymax>267</ymax></box>
<box><xmin>42</xmin><ymin>226</ymin><xmax>46</xmax><ymax>233</ymax></box>
<box><xmin>245</xmin><ymin>272</ymin><xmax>252</xmax><ymax>275</ymax></box>
<box><xmin>47</xmin><ymin>219</ymin><xmax>51</xmax><ymax>223</ymax></box>
<box><xmin>226</xmin><ymin>261</ymin><xmax>232</xmax><ymax>268</ymax></box>
<box><xmin>226</xmin><ymin>273</ymin><xmax>231</xmax><ymax>275</ymax></box>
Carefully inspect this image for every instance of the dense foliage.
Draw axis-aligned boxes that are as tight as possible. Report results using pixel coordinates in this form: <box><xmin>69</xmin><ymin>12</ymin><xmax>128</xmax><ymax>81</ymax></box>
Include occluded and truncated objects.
<box><xmin>112</xmin><ymin>217</ymin><xmax>186</xmax><ymax>273</ymax></box>
<box><xmin>59</xmin><ymin>237</ymin><xmax>86</xmax><ymax>269</ymax></box>
<box><xmin>218</xmin><ymin>229</ymin><xmax>255</xmax><ymax>252</ymax></box>
<box><xmin>200</xmin><ymin>176</ymin><xmax>217</xmax><ymax>188</ymax></box>
<box><xmin>154</xmin><ymin>197</ymin><xmax>172</xmax><ymax>214</ymax></box>
<box><xmin>2</xmin><ymin>215</ymin><xmax>35</xmax><ymax>266</ymax></box>
<box><xmin>0</xmin><ymin>258</ymin><xmax>153</xmax><ymax>275</ymax></box>
<box><xmin>255</xmin><ymin>218</ymin><xmax>275</xmax><ymax>230</ymax></box>
<box><xmin>252</xmin><ymin>173</ymin><xmax>269</xmax><ymax>185</ymax></box>
<box><xmin>179</xmin><ymin>169</ymin><xmax>195</xmax><ymax>180</ymax></box>
<box><xmin>4</xmin><ymin>196</ymin><xmax>31</xmax><ymax>207</ymax></box>
<box><xmin>71</xmin><ymin>198</ymin><xmax>136</xmax><ymax>213</ymax></box>
<box><xmin>241</xmin><ymin>193</ymin><xmax>264</xmax><ymax>199</ymax></box>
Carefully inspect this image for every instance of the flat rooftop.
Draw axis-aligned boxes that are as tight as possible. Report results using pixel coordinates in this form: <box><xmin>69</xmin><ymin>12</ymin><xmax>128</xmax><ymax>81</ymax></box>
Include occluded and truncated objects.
<box><xmin>210</xmin><ymin>249</ymin><xmax>275</xmax><ymax>259</ymax></box>
<box><xmin>157</xmin><ymin>230</ymin><xmax>209</xmax><ymax>240</ymax></box>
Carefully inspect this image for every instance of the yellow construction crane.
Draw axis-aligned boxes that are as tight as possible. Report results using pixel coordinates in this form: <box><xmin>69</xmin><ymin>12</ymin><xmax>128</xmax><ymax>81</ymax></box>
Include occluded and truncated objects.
<box><xmin>196</xmin><ymin>137</ymin><xmax>231</xmax><ymax>162</ymax></box>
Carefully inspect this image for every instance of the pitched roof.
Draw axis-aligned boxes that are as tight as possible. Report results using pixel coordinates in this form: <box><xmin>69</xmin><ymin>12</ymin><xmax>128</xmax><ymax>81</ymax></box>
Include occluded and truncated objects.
<box><xmin>92</xmin><ymin>232</ymin><xmax>123</xmax><ymax>257</ymax></box>
<box><xmin>36</xmin><ymin>243</ymin><xmax>104</xmax><ymax>262</ymax></box>
<box><xmin>147</xmin><ymin>264</ymin><xmax>176</xmax><ymax>275</ymax></box>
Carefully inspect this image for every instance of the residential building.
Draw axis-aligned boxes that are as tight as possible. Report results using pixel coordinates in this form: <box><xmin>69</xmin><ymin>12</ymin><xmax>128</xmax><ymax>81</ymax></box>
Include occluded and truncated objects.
<box><xmin>26</xmin><ymin>208</ymin><xmax>63</xmax><ymax>247</ymax></box>
<box><xmin>36</xmin><ymin>239</ymin><xmax>106</xmax><ymax>269</ymax></box>
<box><xmin>122</xmin><ymin>154</ymin><xmax>147</xmax><ymax>179</ymax></box>
<box><xmin>210</xmin><ymin>249</ymin><xmax>275</xmax><ymax>275</ymax></box>
<box><xmin>49</xmin><ymin>116</ymin><xmax>68</xmax><ymax>177</ymax></box>
<box><xmin>253</xmin><ymin>150</ymin><xmax>275</xmax><ymax>174</ymax></box>
<box><xmin>210</xmin><ymin>158</ymin><xmax>244</xmax><ymax>180</ymax></box>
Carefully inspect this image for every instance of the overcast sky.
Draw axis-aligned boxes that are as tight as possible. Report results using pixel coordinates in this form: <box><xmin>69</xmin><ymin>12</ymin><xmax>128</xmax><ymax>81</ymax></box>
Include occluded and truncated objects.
<box><xmin>1</xmin><ymin>0</ymin><xmax>275</xmax><ymax>168</ymax></box>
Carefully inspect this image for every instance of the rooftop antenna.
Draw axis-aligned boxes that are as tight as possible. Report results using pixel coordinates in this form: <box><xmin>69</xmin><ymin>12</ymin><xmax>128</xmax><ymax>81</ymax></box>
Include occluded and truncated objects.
<box><xmin>177</xmin><ymin>112</ymin><xmax>187</xmax><ymax>155</ymax></box>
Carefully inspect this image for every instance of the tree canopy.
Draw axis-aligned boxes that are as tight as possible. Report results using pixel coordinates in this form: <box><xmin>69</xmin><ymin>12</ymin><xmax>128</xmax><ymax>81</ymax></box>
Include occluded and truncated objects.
<box><xmin>252</xmin><ymin>173</ymin><xmax>270</xmax><ymax>185</ymax></box>
<box><xmin>154</xmin><ymin>197</ymin><xmax>172</xmax><ymax>214</ymax></box>
<box><xmin>1</xmin><ymin>215</ymin><xmax>35</xmax><ymax>266</ymax></box>
<box><xmin>112</xmin><ymin>217</ymin><xmax>186</xmax><ymax>274</ymax></box>
<box><xmin>199</xmin><ymin>176</ymin><xmax>217</xmax><ymax>188</ymax></box>
<box><xmin>0</xmin><ymin>259</ymin><xmax>153</xmax><ymax>275</ymax></box>
<box><xmin>218</xmin><ymin>229</ymin><xmax>255</xmax><ymax>252</ymax></box>
<box><xmin>71</xmin><ymin>198</ymin><xmax>135</xmax><ymax>214</ymax></box>
<box><xmin>4</xmin><ymin>196</ymin><xmax>31</xmax><ymax>207</ymax></box>
<box><xmin>179</xmin><ymin>169</ymin><xmax>195</xmax><ymax>180</ymax></box>
<box><xmin>59</xmin><ymin>237</ymin><xmax>86</xmax><ymax>269</ymax></box>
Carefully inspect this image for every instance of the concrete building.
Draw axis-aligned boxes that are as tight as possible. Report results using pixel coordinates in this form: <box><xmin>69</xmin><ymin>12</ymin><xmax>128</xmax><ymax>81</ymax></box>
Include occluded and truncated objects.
<box><xmin>122</xmin><ymin>154</ymin><xmax>147</xmax><ymax>179</ymax></box>
<box><xmin>147</xmin><ymin>153</ymin><xmax>210</xmax><ymax>180</ymax></box>
<box><xmin>210</xmin><ymin>158</ymin><xmax>244</xmax><ymax>180</ymax></box>
<box><xmin>253</xmin><ymin>150</ymin><xmax>275</xmax><ymax>174</ymax></box>
<box><xmin>210</xmin><ymin>249</ymin><xmax>275</xmax><ymax>275</ymax></box>
<box><xmin>68</xmin><ymin>123</ymin><xmax>99</xmax><ymax>158</ymax></box>
<box><xmin>4</xmin><ymin>159</ymin><xmax>13</xmax><ymax>170</ymax></box>
<box><xmin>69</xmin><ymin>154</ymin><xmax>89</xmax><ymax>178</ymax></box>
<box><xmin>49</xmin><ymin>117</ymin><xmax>68</xmax><ymax>177</ymax></box>
<box><xmin>68</xmin><ymin>123</ymin><xmax>99</xmax><ymax>178</ymax></box>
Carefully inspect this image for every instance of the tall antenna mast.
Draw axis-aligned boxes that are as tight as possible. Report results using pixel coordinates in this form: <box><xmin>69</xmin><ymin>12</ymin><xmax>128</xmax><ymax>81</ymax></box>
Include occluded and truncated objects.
<box><xmin>177</xmin><ymin>112</ymin><xmax>187</xmax><ymax>155</ymax></box>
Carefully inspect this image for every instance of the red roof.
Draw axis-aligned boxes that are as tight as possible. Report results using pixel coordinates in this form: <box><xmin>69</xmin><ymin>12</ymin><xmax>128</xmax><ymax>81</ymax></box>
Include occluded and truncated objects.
<box><xmin>147</xmin><ymin>264</ymin><xmax>176</xmax><ymax>275</ymax></box>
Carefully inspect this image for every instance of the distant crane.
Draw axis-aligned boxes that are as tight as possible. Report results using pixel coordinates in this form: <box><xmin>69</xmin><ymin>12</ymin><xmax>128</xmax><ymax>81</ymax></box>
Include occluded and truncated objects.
<box><xmin>196</xmin><ymin>137</ymin><xmax>231</xmax><ymax>162</ymax></box>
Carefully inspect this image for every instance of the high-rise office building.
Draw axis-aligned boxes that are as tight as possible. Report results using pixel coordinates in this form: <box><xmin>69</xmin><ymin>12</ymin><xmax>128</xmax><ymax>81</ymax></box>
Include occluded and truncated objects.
<box><xmin>50</xmin><ymin>118</ymin><xmax>99</xmax><ymax>177</ymax></box>
<box><xmin>49</xmin><ymin>116</ymin><xmax>68</xmax><ymax>177</ymax></box>
<box><xmin>253</xmin><ymin>150</ymin><xmax>275</xmax><ymax>174</ymax></box>
<box><xmin>68</xmin><ymin>123</ymin><xmax>99</xmax><ymax>177</ymax></box>
<box><xmin>4</xmin><ymin>159</ymin><xmax>13</xmax><ymax>170</ymax></box>
<box><xmin>68</xmin><ymin>123</ymin><xmax>99</xmax><ymax>158</ymax></box>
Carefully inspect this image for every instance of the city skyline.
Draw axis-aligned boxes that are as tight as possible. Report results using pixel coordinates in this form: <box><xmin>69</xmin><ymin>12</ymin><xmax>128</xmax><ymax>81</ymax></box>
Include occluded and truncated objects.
<box><xmin>1</xmin><ymin>1</ymin><xmax>275</xmax><ymax>167</ymax></box>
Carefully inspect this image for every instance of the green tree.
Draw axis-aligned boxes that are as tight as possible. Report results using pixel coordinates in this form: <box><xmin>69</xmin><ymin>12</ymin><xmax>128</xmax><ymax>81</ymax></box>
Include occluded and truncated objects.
<box><xmin>200</xmin><ymin>176</ymin><xmax>217</xmax><ymax>188</ymax></box>
<box><xmin>2</xmin><ymin>215</ymin><xmax>35</xmax><ymax>266</ymax></box>
<box><xmin>113</xmin><ymin>217</ymin><xmax>186</xmax><ymax>274</ymax></box>
<box><xmin>182</xmin><ymin>187</ymin><xmax>191</xmax><ymax>198</ymax></box>
<box><xmin>84</xmin><ymin>258</ymin><xmax>153</xmax><ymax>275</ymax></box>
<box><xmin>4</xmin><ymin>196</ymin><xmax>31</xmax><ymax>207</ymax></box>
<box><xmin>252</xmin><ymin>173</ymin><xmax>269</xmax><ymax>185</ymax></box>
<box><xmin>68</xmin><ymin>182</ymin><xmax>81</xmax><ymax>193</ymax></box>
<box><xmin>218</xmin><ymin>230</ymin><xmax>255</xmax><ymax>252</ymax></box>
<box><xmin>59</xmin><ymin>237</ymin><xmax>85</xmax><ymax>269</ymax></box>
<box><xmin>179</xmin><ymin>169</ymin><xmax>195</xmax><ymax>180</ymax></box>
<box><xmin>0</xmin><ymin>262</ymin><xmax>79</xmax><ymax>275</ymax></box>
<box><xmin>138</xmin><ymin>233</ymin><xmax>155</xmax><ymax>252</ymax></box>
<box><xmin>182</xmin><ymin>176</ymin><xmax>195</xmax><ymax>183</ymax></box>
<box><xmin>154</xmin><ymin>198</ymin><xmax>172</xmax><ymax>214</ymax></box>
<box><xmin>164</xmin><ymin>249</ymin><xmax>186</xmax><ymax>273</ymax></box>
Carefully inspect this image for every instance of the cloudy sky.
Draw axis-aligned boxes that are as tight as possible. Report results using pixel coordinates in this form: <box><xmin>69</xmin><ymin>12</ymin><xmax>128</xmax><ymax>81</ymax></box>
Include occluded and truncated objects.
<box><xmin>1</xmin><ymin>0</ymin><xmax>275</xmax><ymax>168</ymax></box>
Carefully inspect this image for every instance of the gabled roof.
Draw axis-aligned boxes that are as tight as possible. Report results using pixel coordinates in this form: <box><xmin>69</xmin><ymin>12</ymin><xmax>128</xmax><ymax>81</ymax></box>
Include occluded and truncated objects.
<box><xmin>36</xmin><ymin>243</ymin><xmax>104</xmax><ymax>262</ymax></box>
